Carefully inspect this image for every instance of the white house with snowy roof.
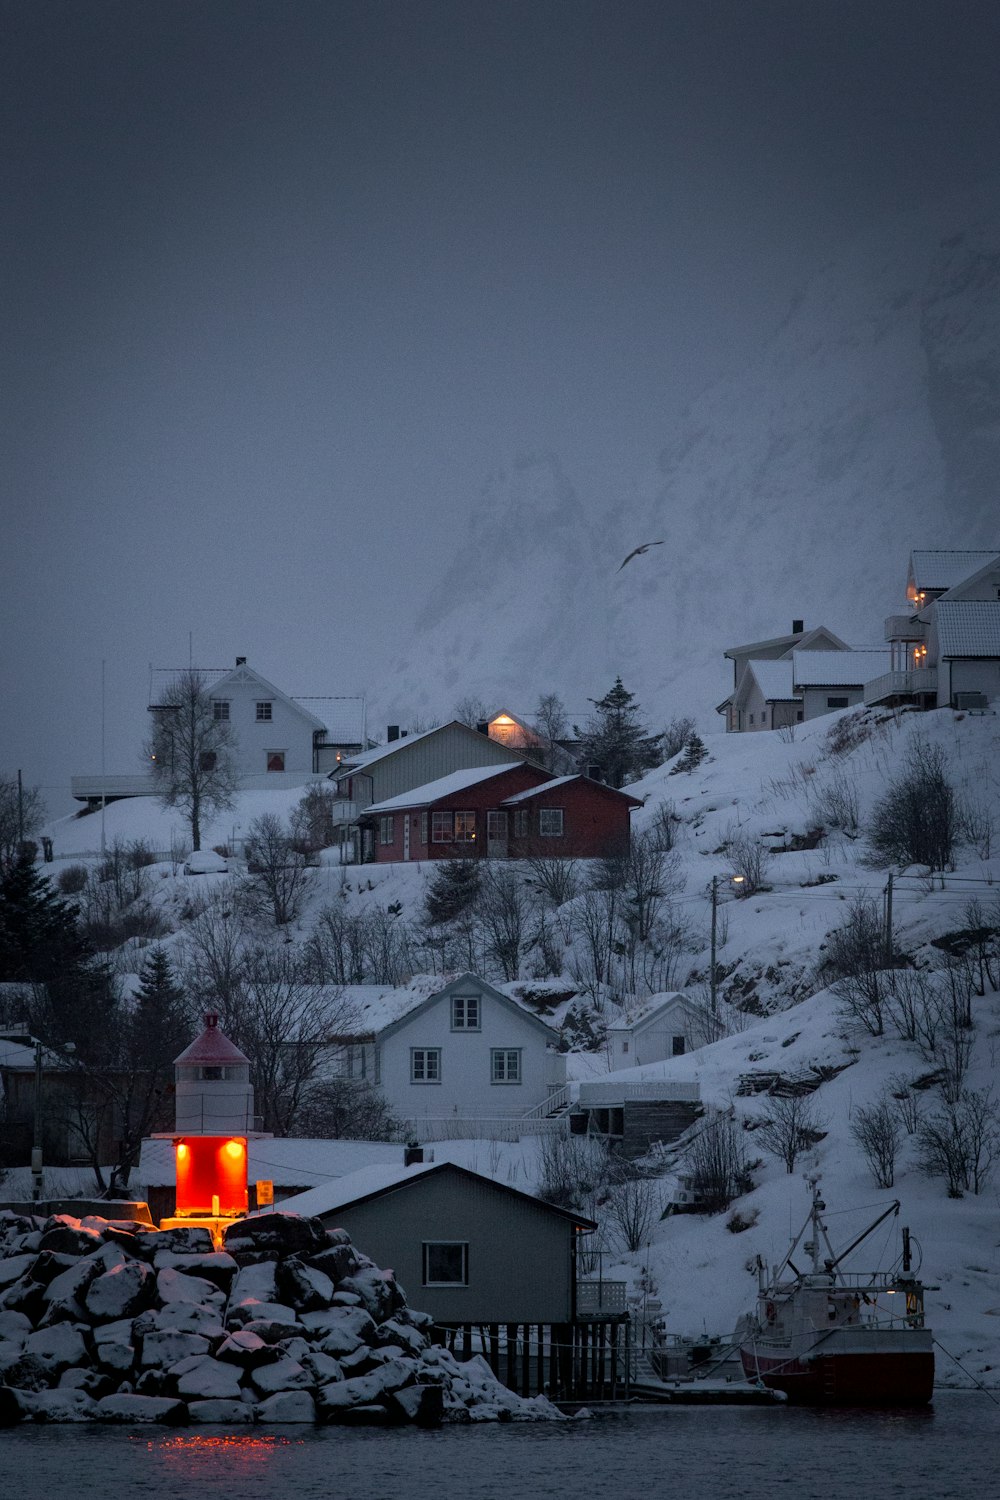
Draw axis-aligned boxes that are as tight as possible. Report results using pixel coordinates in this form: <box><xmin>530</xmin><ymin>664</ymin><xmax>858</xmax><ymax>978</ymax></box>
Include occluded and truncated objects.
<box><xmin>867</xmin><ymin>549</ymin><xmax>1000</xmax><ymax>710</ymax></box>
<box><xmin>607</xmin><ymin>991</ymin><xmax>703</xmax><ymax>1071</ymax></box>
<box><xmin>718</xmin><ymin>623</ymin><xmax>850</xmax><ymax>732</ymax></box>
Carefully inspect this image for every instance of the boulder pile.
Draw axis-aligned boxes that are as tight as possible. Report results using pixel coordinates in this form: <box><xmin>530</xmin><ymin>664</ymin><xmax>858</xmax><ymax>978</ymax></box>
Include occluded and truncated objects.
<box><xmin>0</xmin><ymin>1209</ymin><xmax>563</xmax><ymax>1426</ymax></box>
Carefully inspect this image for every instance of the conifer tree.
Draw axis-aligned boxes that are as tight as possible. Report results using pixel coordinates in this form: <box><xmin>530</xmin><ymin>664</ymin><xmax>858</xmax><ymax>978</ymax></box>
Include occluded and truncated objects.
<box><xmin>575</xmin><ymin>678</ymin><xmax>663</xmax><ymax>789</ymax></box>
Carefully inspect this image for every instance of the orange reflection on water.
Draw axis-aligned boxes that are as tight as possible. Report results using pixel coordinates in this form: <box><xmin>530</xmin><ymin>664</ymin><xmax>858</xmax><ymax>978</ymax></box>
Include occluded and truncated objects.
<box><xmin>134</xmin><ymin>1433</ymin><xmax>304</xmax><ymax>1470</ymax></box>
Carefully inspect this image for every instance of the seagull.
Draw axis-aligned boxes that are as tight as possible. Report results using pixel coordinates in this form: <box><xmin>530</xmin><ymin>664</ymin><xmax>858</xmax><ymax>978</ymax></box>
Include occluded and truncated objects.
<box><xmin>617</xmin><ymin>540</ymin><xmax>665</xmax><ymax>571</ymax></box>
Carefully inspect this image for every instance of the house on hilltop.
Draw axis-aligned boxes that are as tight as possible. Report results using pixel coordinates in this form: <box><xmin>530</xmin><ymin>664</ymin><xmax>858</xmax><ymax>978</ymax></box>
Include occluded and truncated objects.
<box><xmin>717</xmin><ymin>622</ymin><xmax>850</xmax><ymax>732</ymax></box>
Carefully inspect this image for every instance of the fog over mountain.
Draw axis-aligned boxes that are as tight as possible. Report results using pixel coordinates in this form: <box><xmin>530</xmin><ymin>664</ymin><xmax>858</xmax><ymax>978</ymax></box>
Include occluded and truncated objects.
<box><xmin>378</xmin><ymin>188</ymin><xmax>1000</xmax><ymax>733</ymax></box>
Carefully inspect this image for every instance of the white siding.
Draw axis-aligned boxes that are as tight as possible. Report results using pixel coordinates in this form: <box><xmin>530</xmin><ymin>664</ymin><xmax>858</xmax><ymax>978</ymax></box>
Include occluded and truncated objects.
<box><xmin>209</xmin><ymin>670</ymin><xmax>317</xmax><ymax>776</ymax></box>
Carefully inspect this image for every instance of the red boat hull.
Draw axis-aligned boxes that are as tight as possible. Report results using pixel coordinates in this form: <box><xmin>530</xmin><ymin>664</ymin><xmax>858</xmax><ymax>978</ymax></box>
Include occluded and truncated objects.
<box><xmin>740</xmin><ymin>1347</ymin><xmax>934</xmax><ymax>1406</ymax></box>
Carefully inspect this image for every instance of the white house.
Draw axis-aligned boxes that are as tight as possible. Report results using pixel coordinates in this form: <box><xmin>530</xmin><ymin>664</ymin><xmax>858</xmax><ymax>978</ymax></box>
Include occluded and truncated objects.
<box><xmin>718</xmin><ymin>624</ymin><xmax>850</xmax><ymax>732</ymax></box>
<box><xmin>366</xmin><ymin>973</ymin><xmax>566</xmax><ymax>1134</ymax></box>
<box><xmin>608</xmin><ymin>991</ymin><xmax>703</xmax><ymax>1071</ymax></box>
<box><xmin>791</xmin><ymin>649</ymin><xmax>890</xmax><ymax>720</ymax></box>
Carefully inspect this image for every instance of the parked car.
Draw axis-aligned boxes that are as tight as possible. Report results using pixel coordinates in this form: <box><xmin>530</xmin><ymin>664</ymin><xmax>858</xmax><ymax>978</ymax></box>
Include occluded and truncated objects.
<box><xmin>183</xmin><ymin>850</ymin><xmax>229</xmax><ymax>875</ymax></box>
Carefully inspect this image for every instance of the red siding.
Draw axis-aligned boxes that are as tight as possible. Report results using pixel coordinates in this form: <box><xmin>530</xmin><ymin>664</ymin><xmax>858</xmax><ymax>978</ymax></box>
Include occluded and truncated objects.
<box><xmin>367</xmin><ymin>764</ymin><xmax>550</xmax><ymax>863</ymax></box>
<box><xmin>507</xmin><ymin>779</ymin><xmax>638</xmax><ymax>859</ymax></box>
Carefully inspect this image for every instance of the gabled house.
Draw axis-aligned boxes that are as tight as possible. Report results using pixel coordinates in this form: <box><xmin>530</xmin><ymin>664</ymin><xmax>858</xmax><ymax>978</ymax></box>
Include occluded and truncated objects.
<box><xmin>718</xmin><ymin>623</ymin><xmax>850</xmax><ymax>732</ymax></box>
<box><xmin>483</xmin><ymin>710</ymin><xmax>579</xmax><ymax>774</ymax></box>
<box><xmin>362</xmin><ymin>973</ymin><xmax>567</xmax><ymax>1132</ymax></box>
<box><xmin>867</xmin><ymin>549</ymin><xmax>1000</xmax><ymax>710</ymax></box>
<box><xmin>71</xmin><ymin>659</ymin><xmax>364</xmax><ymax>806</ymax></box>
<box><xmin>358</xmin><ymin>765</ymin><xmax>640</xmax><ymax>863</ymax></box>
<box><xmin>791</xmin><ymin>649</ymin><xmax>890</xmax><ymax>720</ymax></box>
<box><xmin>730</xmin><ymin>659</ymin><xmax>800</xmax><ymax>733</ymax></box>
<box><xmin>608</xmin><ymin>991</ymin><xmax>703</xmax><ymax>1071</ymax></box>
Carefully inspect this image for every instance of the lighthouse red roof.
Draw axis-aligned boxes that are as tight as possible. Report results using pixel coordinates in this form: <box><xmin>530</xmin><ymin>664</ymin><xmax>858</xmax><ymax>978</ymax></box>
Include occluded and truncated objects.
<box><xmin>174</xmin><ymin>1012</ymin><xmax>250</xmax><ymax>1067</ymax></box>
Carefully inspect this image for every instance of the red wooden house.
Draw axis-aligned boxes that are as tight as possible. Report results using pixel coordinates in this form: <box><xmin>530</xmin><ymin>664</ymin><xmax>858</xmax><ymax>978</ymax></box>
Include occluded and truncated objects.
<box><xmin>357</xmin><ymin>764</ymin><xmax>641</xmax><ymax>863</ymax></box>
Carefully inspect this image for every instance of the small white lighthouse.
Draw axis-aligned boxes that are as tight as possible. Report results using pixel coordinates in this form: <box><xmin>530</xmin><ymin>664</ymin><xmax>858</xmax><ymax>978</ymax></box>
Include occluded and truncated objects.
<box><xmin>162</xmin><ymin>1013</ymin><xmax>254</xmax><ymax>1231</ymax></box>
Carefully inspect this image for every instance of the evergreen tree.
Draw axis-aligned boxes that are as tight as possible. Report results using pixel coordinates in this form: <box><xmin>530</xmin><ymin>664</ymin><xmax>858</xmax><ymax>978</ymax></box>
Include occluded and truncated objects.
<box><xmin>424</xmin><ymin>858</ymin><xmax>482</xmax><ymax>926</ymax></box>
<box><xmin>575</xmin><ymin>678</ymin><xmax>663</xmax><ymax>789</ymax></box>
<box><xmin>0</xmin><ymin>855</ymin><xmax>90</xmax><ymax>983</ymax></box>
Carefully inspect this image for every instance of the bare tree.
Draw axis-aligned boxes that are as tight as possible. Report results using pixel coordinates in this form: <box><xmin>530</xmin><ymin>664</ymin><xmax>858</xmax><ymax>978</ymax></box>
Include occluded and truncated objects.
<box><xmin>524</xmin><ymin>853</ymin><xmax>580</xmax><ymax>911</ymax></box>
<box><xmin>568</xmin><ymin>886</ymin><xmax>621</xmax><ymax>1001</ymax></box>
<box><xmin>685</xmin><ymin>1108</ymin><xmax>752</xmax><ymax>1212</ymax></box>
<box><xmin>851</xmin><ymin>1098</ymin><xmax>902</xmax><ymax>1188</ymax></box>
<box><xmin>478</xmin><ymin>864</ymin><xmax>528</xmax><ymax>980</ymax></box>
<box><xmin>887</xmin><ymin>1073</ymin><xmax>923</xmax><ymax>1136</ymax></box>
<box><xmin>603</xmin><ymin>1169</ymin><xmax>662</xmax><ymax>1252</ymax></box>
<box><xmin>531</xmin><ymin>692</ymin><xmax>570</xmax><ymax>771</ymax></box>
<box><xmin>0</xmin><ymin>772</ymin><xmax>45</xmax><ymax>873</ymax></box>
<box><xmin>290</xmin><ymin>784</ymin><xmax>341</xmax><ymax>855</ymax></box>
<box><xmin>145</xmin><ymin>669</ymin><xmax>239</xmax><ymax>850</ymax></box>
<box><xmin>298</xmin><ymin>1078</ymin><xmax>403</xmax><ymax>1141</ymax></box>
<box><xmin>453</xmin><ymin>694</ymin><xmax>492</xmax><ymax>730</ymax></box>
<box><xmin>726</xmin><ymin>826</ymin><xmax>772</xmax><ymax>897</ymax></box>
<box><xmin>917</xmin><ymin>1088</ymin><xmax>1000</xmax><ymax>1197</ymax></box>
<box><xmin>244</xmin><ymin>812</ymin><xmax>313</xmax><ymax>926</ymax></box>
<box><xmin>825</xmin><ymin>895</ymin><xmax>892</xmax><ymax>1037</ymax></box>
<box><xmin>753</xmin><ymin>1093</ymin><xmax>826</xmax><ymax>1173</ymax></box>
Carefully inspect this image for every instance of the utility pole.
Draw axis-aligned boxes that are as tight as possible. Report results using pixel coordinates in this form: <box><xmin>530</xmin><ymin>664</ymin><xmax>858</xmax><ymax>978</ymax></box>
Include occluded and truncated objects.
<box><xmin>17</xmin><ymin>768</ymin><xmax>24</xmax><ymax>850</ymax></box>
<box><xmin>32</xmin><ymin>1038</ymin><xmax>44</xmax><ymax>1202</ymax></box>
<box><xmin>710</xmin><ymin>875</ymin><xmax>718</xmax><ymax>1014</ymax></box>
<box><xmin>884</xmin><ymin>872</ymin><xmax>894</xmax><ymax>966</ymax></box>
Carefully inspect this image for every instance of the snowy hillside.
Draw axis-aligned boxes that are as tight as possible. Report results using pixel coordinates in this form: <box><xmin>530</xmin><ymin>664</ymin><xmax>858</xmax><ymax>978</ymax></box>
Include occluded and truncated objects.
<box><xmin>374</xmin><ymin>187</ymin><xmax>1000</xmax><ymax>732</ymax></box>
<box><xmin>35</xmin><ymin>701</ymin><xmax>1000</xmax><ymax>1386</ymax></box>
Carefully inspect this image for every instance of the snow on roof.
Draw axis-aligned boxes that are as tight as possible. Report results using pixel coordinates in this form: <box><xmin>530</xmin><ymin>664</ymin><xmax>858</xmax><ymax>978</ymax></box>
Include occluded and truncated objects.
<box><xmin>723</xmin><ymin>625</ymin><xmax>848</xmax><ymax>658</ymax></box>
<box><xmin>501</xmin><ymin>775</ymin><xmax>577</xmax><ymax>802</ymax></box>
<box><xmin>336</xmin><ymin>976</ymin><xmax>446</xmax><ymax>1034</ymax></box>
<box><xmin>174</xmin><ymin>1014</ymin><xmax>250</xmax><ymax>1066</ymax></box>
<box><xmin>745</xmin><ymin>659</ymin><xmax>798</xmax><ymax>701</ymax></box>
<box><xmin>792</xmin><ymin>649</ymin><xmax>890</xmax><ymax>686</ymax></box>
<box><xmin>291</xmin><ymin>698</ymin><xmax>365</xmax><ymax>741</ymax></box>
<box><xmin>335</xmin><ymin>724</ymin><xmax>448</xmax><ymax>774</ymax></box>
<box><xmin>910</xmin><ymin>550</ymin><xmax>999</xmax><ymax>591</ymax></box>
<box><xmin>934</xmin><ymin>599</ymin><xmax>1000</xmax><ymax>657</ymax></box>
<box><xmin>365</xmin><ymin>763</ymin><xmax>524</xmax><ymax>813</ymax></box>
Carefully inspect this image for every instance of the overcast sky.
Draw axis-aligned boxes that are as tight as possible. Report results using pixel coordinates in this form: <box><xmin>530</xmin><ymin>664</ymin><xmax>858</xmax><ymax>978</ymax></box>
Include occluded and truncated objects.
<box><xmin>4</xmin><ymin>0</ymin><xmax>1000</xmax><ymax>812</ymax></box>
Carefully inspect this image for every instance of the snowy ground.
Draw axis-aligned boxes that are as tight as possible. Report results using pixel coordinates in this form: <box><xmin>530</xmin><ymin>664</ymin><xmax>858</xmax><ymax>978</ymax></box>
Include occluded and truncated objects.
<box><xmin>32</xmin><ymin>704</ymin><xmax>1000</xmax><ymax>1387</ymax></box>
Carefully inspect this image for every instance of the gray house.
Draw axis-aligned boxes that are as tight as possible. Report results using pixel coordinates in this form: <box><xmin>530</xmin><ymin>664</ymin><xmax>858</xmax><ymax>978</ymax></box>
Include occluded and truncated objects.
<box><xmin>718</xmin><ymin>623</ymin><xmax>849</xmax><ymax>732</ymax></box>
<box><xmin>278</xmin><ymin>1158</ymin><xmax>622</xmax><ymax>1396</ymax></box>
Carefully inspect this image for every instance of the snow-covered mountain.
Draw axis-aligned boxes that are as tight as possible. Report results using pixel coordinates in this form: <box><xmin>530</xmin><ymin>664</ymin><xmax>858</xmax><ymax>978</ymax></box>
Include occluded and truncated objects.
<box><xmin>377</xmin><ymin>188</ymin><xmax>1000</xmax><ymax>732</ymax></box>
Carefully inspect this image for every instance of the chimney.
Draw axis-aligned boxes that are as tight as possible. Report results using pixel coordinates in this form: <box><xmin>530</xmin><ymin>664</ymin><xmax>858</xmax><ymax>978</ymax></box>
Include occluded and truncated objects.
<box><xmin>236</xmin><ymin>656</ymin><xmax>246</xmax><ymax>666</ymax></box>
<box><xmin>792</xmin><ymin>620</ymin><xmax>804</xmax><ymax>636</ymax></box>
<box><xmin>477</xmin><ymin>720</ymin><xmax>490</xmax><ymax>736</ymax></box>
<box><xmin>404</xmin><ymin>1143</ymin><xmax>424</xmax><ymax>1167</ymax></box>
<box><xmin>387</xmin><ymin>725</ymin><xmax>399</xmax><ymax>742</ymax></box>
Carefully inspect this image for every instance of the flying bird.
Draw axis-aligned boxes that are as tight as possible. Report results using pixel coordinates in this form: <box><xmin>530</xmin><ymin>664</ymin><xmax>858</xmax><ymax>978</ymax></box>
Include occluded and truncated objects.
<box><xmin>617</xmin><ymin>540</ymin><xmax>665</xmax><ymax>571</ymax></box>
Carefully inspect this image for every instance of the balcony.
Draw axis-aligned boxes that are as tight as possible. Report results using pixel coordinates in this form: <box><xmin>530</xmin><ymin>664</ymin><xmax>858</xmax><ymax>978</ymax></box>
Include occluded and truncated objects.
<box><xmin>864</xmin><ymin>667</ymin><xmax>938</xmax><ymax>707</ymax></box>
<box><xmin>577</xmin><ymin>1080</ymin><xmax>701</xmax><ymax>1107</ymax></box>
<box><xmin>884</xmin><ymin>614</ymin><xmax>927</xmax><ymax>643</ymax></box>
<box><xmin>70</xmin><ymin>774</ymin><xmax>157</xmax><ymax>803</ymax></box>
<box><xmin>577</xmin><ymin>1279</ymin><xmax>628</xmax><ymax>1317</ymax></box>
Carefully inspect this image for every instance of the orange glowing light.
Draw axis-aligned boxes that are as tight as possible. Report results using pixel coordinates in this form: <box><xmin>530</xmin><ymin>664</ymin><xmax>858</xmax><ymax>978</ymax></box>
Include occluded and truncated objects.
<box><xmin>176</xmin><ymin>1142</ymin><xmax>189</xmax><ymax>1158</ymax></box>
<box><xmin>225</xmin><ymin>1139</ymin><xmax>245</xmax><ymax>1159</ymax></box>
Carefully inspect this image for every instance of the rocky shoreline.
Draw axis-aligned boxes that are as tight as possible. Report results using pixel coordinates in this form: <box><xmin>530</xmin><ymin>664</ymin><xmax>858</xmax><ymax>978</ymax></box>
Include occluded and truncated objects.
<box><xmin>0</xmin><ymin>1208</ymin><xmax>564</xmax><ymax>1426</ymax></box>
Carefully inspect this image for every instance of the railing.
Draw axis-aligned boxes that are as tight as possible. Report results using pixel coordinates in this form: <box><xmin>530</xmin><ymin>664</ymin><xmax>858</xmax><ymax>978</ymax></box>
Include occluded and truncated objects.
<box><xmin>577</xmin><ymin>1080</ymin><xmax>701</xmax><ymax>1106</ymax></box>
<box><xmin>71</xmin><ymin>774</ymin><xmax>157</xmax><ymax>800</ymax></box>
<box><xmin>577</xmin><ymin>1280</ymin><xmax>628</xmax><ymax>1316</ymax></box>
<box><xmin>863</xmin><ymin>667</ymin><xmax>937</xmax><ymax>706</ymax></box>
<box><xmin>884</xmin><ymin>614</ymin><xmax>927</xmax><ymax>642</ymax></box>
<box><xmin>402</xmin><ymin>1115</ymin><xmax>570</xmax><ymax>1142</ymax></box>
<box><xmin>520</xmin><ymin>1084</ymin><xmax>572</xmax><ymax>1121</ymax></box>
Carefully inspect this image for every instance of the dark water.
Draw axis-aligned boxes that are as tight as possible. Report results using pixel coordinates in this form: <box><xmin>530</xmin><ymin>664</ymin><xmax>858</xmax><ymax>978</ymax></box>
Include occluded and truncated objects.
<box><xmin>0</xmin><ymin>1394</ymin><xmax>995</xmax><ymax>1500</ymax></box>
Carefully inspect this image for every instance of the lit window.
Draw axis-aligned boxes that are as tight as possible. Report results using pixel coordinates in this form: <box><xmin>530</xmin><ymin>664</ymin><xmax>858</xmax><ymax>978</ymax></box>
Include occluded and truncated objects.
<box><xmin>266</xmin><ymin>751</ymin><xmax>285</xmax><ymax>772</ymax></box>
<box><xmin>451</xmin><ymin>994</ymin><xmax>480</xmax><ymax>1030</ymax></box>
<box><xmin>432</xmin><ymin>811</ymin><xmax>453</xmax><ymax>842</ymax></box>
<box><xmin>379</xmin><ymin>814</ymin><xmax>395</xmax><ymax>845</ymax></box>
<box><xmin>256</xmin><ymin>701</ymin><xmax>273</xmax><ymax>722</ymax></box>
<box><xmin>212</xmin><ymin>700</ymin><xmax>230</xmax><ymax>721</ymax></box>
<box><xmin>411</xmin><ymin>1048</ymin><xmax>441</xmax><ymax>1083</ymax></box>
<box><xmin>454</xmin><ymin>810</ymin><xmax>475</xmax><ymax>842</ymax></box>
<box><xmin>539</xmin><ymin>808</ymin><xmax>564</xmax><ymax>837</ymax></box>
<box><xmin>422</xmin><ymin>1242</ymin><xmax>468</xmax><ymax>1286</ymax></box>
<box><xmin>491</xmin><ymin>1048</ymin><xmax>521</xmax><ymax>1083</ymax></box>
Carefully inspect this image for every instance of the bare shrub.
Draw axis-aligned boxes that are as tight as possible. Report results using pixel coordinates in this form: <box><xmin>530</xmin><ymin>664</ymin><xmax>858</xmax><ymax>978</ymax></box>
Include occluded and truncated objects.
<box><xmin>813</xmin><ymin>773</ymin><xmax>861</xmax><ymax>836</ymax></box>
<box><xmin>851</xmin><ymin>1098</ymin><xmax>902</xmax><ymax>1188</ymax></box>
<box><xmin>685</xmin><ymin>1108</ymin><xmax>752</xmax><ymax>1213</ymax></box>
<box><xmin>958</xmin><ymin>795</ymin><xmax>995</xmax><ymax>859</ymax></box>
<box><xmin>917</xmin><ymin>1088</ymin><xmax>1000</xmax><ymax>1196</ymax></box>
<box><xmin>647</xmin><ymin>799</ymin><xmax>679</xmax><ymax>853</ymax></box>
<box><xmin>291</xmin><ymin>784</ymin><xmax>341</xmax><ymax>855</ymax></box>
<box><xmin>478</xmin><ymin>864</ymin><xmax>529</xmax><ymax>980</ymax></box>
<box><xmin>538</xmin><ymin>1134</ymin><xmax>610</xmax><ymax>1213</ymax></box>
<box><xmin>825</xmin><ymin>895</ymin><xmax>891</xmax><ymax>1036</ymax></box>
<box><xmin>752</xmin><ymin>1093</ymin><xmax>826</xmax><ymax>1173</ymax></box>
<box><xmin>726</xmin><ymin>826</ymin><xmax>771</xmax><ymax>896</ymax></box>
<box><xmin>868</xmin><ymin>739</ymin><xmax>957</xmax><ymax>871</ymax></box>
<box><xmin>56</xmin><ymin>864</ymin><xmax>89</xmax><ymax>895</ymax></box>
<box><xmin>825</xmin><ymin>710</ymin><xmax>871</xmax><ymax>757</ymax></box>
<box><xmin>727</xmin><ymin>1206</ymin><xmax>760</xmax><ymax>1233</ymax></box>
<box><xmin>662</xmin><ymin>716</ymin><xmax>696</xmax><ymax>761</ymax></box>
<box><xmin>603</xmin><ymin>1169</ymin><xmax>663</xmax><ymax>1253</ymax></box>
<box><xmin>525</xmin><ymin>855</ymin><xmax>580</xmax><ymax>910</ymax></box>
<box><xmin>888</xmin><ymin>1073</ymin><xmax>923</xmax><ymax>1135</ymax></box>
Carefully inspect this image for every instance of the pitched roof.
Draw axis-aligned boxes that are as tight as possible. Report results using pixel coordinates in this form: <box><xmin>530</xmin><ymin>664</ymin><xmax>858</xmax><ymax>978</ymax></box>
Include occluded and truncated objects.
<box><xmin>745</xmin><ymin>659</ymin><xmax>798</xmax><ymax>702</ymax></box>
<box><xmin>376</xmin><ymin>972</ymin><xmax>560</xmax><ymax>1044</ymax></box>
<box><xmin>149</xmin><ymin>664</ymin><xmax>327</xmax><ymax>732</ymax></box>
<box><xmin>501</xmin><ymin>775</ymin><xmax>642</xmax><ymax>807</ymax></box>
<box><xmin>275</xmin><ymin>1159</ymin><xmax>597</xmax><ymax>1229</ymax></box>
<box><xmin>792</xmin><ymin>649</ymin><xmax>890</xmax><ymax>687</ymax></box>
<box><xmin>174</xmin><ymin>1014</ymin><xmax>250</xmax><ymax>1067</ymax></box>
<box><xmin>933</xmin><ymin>599</ymin><xmax>1000</xmax><ymax>657</ymax></box>
<box><xmin>364</xmin><ymin>763</ymin><xmax>526</xmax><ymax>814</ymax></box>
<box><xmin>611</xmin><ymin>990</ymin><xmax>697</xmax><ymax>1033</ymax></box>
<box><xmin>910</xmin><ymin>550</ymin><xmax>1000</xmax><ymax>592</ymax></box>
<box><xmin>336</xmin><ymin>723</ymin><xmax>445</xmax><ymax>773</ymax></box>
<box><xmin>723</xmin><ymin>625</ymin><xmax>848</xmax><ymax>659</ymax></box>
<box><xmin>291</xmin><ymin>697</ymin><xmax>365</xmax><ymax>741</ymax></box>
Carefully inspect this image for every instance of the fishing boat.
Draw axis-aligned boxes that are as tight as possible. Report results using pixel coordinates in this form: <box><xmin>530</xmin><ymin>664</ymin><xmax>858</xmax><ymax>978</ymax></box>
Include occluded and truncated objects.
<box><xmin>738</xmin><ymin>1179</ymin><xmax>934</xmax><ymax>1405</ymax></box>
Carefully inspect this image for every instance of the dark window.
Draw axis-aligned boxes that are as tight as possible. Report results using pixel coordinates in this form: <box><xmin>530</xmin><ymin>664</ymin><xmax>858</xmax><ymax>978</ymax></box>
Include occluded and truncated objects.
<box><xmin>451</xmin><ymin>994</ymin><xmax>480</xmax><ymax>1030</ymax></box>
<box><xmin>491</xmin><ymin>1048</ymin><xmax>521</xmax><ymax>1083</ymax></box>
<box><xmin>671</xmin><ymin>1035</ymin><xmax>686</xmax><ymax>1057</ymax></box>
<box><xmin>199</xmin><ymin>751</ymin><xmax>217</xmax><ymax>772</ymax></box>
<box><xmin>212</xmin><ymin>700</ymin><xmax>230</xmax><ymax>721</ymax></box>
<box><xmin>423</xmin><ymin>1242</ymin><xmax>468</xmax><ymax>1285</ymax></box>
<box><xmin>379</xmin><ymin>815</ymin><xmax>394</xmax><ymax>845</ymax></box>
<box><xmin>256</xmin><ymin>701</ymin><xmax>273</xmax><ymax>722</ymax></box>
<box><xmin>200</xmin><ymin>1065</ymin><xmax>223</xmax><ymax>1081</ymax></box>
<box><xmin>827</xmin><ymin>696</ymin><xmax>849</xmax><ymax>709</ymax></box>
<box><xmin>539</xmin><ymin>808</ymin><xmax>564</xmax><ymax>837</ymax></box>
<box><xmin>266</xmin><ymin>751</ymin><xmax>285</xmax><ymax>772</ymax></box>
<box><xmin>431</xmin><ymin>811</ymin><xmax>453</xmax><ymax>842</ymax></box>
<box><xmin>420</xmin><ymin>811</ymin><xmax>428</xmax><ymax>844</ymax></box>
<box><xmin>411</xmin><ymin>1048</ymin><xmax>441</xmax><ymax>1083</ymax></box>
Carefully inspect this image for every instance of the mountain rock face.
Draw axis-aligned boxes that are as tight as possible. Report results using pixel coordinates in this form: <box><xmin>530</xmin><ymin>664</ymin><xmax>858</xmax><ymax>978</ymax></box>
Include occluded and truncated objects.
<box><xmin>377</xmin><ymin>189</ymin><xmax>999</xmax><ymax>733</ymax></box>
